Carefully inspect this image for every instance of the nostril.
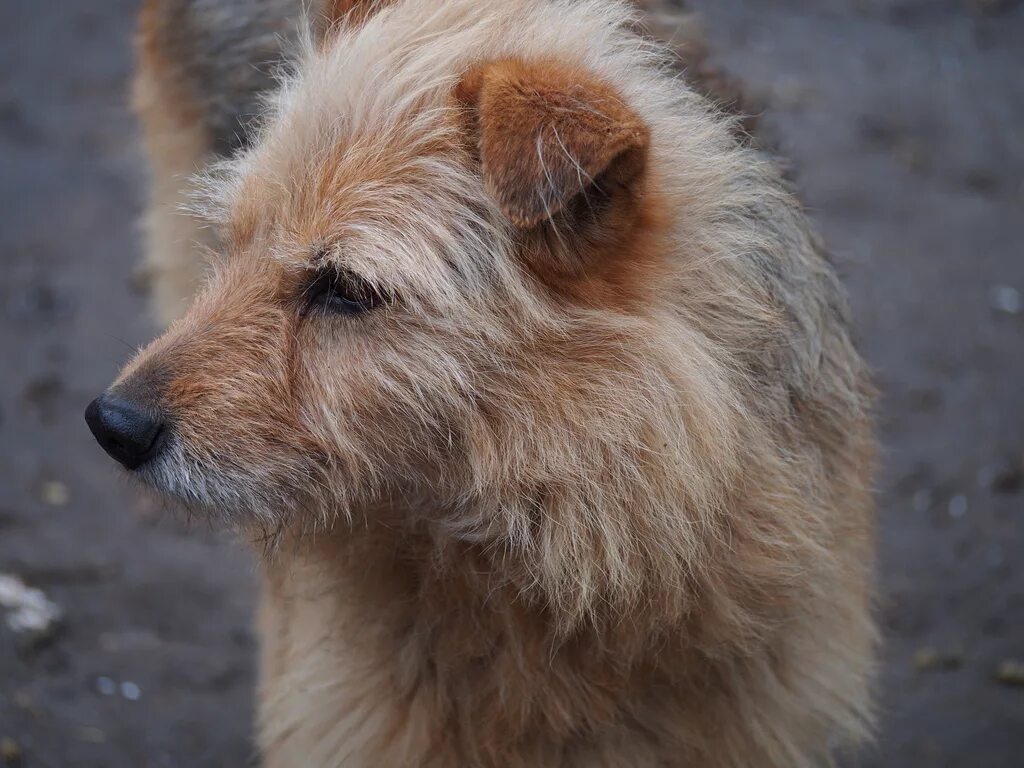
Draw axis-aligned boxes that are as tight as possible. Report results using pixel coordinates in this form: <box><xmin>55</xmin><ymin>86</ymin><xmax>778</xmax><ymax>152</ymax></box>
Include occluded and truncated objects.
<box><xmin>85</xmin><ymin>393</ymin><xmax>165</xmax><ymax>470</ymax></box>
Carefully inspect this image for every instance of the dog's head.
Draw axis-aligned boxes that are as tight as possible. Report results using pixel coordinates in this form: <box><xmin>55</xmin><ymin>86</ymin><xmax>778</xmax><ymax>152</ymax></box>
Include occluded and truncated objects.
<box><xmin>89</xmin><ymin>0</ymin><xmax>752</xmax><ymax>618</ymax></box>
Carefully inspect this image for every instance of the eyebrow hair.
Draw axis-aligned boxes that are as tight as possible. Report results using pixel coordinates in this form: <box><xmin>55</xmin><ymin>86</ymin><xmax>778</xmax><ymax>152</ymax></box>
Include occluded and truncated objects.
<box><xmin>310</xmin><ymin>243</ymin><xmax>331</xmax><ymax>266</ymax></box>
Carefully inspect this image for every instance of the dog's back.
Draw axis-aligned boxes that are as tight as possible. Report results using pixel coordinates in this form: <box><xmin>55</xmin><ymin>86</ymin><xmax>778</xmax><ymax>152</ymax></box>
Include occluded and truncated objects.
<box><xmin>134</xmin><ymin>0</ymin><xmax>305</xmax><ymax>323</ymax></box>
<box><xmin>139</xmin><ymin>0</ymin><xmax>303</xmax><ymax>157</ymax></box>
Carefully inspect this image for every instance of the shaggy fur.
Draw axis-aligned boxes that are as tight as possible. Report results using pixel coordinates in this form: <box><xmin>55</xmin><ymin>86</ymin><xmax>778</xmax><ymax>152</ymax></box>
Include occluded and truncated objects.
<box><xmin>113</xmin><ymin>1</ymin><xmax>879</xmax><ymax>765</ymax></box>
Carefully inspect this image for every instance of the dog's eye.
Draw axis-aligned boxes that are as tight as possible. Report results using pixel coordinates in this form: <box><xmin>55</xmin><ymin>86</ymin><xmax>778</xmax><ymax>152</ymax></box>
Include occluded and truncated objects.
<box><xmin>304</xmin><ymin>267</ymin><xmax>385</xmax><ymax>316</ymax></box>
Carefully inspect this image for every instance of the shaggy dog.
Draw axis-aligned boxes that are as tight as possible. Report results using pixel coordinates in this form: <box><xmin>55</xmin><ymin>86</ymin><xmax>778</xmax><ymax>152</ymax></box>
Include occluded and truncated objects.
<box><xmin>86</xmin><ymin>1</ymin><xmax>878</xmax><ymax>765</ymax></box>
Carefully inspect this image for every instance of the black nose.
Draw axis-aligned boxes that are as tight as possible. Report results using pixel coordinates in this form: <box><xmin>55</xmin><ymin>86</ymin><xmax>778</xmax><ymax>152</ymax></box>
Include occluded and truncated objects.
<box><xmin>85</xmin><ymin>393</ymin><xmax>165</xmax><ymax>470</ymax></box>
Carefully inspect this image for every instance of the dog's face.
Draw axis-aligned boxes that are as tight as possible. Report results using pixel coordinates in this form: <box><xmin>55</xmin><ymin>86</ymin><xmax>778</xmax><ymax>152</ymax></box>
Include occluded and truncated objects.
<box><xmin>88</xmin><ymin>26</ymin><xmax>664</xmax><ymax>533</ymax></box>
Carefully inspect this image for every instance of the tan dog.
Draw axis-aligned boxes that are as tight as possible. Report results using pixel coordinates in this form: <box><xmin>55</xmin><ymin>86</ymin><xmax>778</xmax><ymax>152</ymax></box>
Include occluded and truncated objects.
<box><xmin>87</xmin><ymin>1</ymin><xmax>878</xmax><ymax>765</ymax></box>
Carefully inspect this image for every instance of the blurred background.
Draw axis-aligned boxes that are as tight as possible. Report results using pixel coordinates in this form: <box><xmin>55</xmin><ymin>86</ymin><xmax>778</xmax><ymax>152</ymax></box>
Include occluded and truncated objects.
<box><xmin>0</xmin><ymin>0</ymin><xmax>1021</xmax><ymax>765</ymax></box>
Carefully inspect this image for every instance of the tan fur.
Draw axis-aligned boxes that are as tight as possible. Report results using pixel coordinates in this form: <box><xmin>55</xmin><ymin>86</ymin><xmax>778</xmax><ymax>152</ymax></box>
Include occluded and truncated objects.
<box><xmin>120</xmin><ymin>1</ymin><xmax>878</xmax><ymax>765</ymax></box>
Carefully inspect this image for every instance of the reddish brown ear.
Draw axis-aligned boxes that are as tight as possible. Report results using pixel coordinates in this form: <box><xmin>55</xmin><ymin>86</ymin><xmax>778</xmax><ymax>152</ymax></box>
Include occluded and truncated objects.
<box><xmin>456</xmin><ymin>59</ymin><xmax>649</xmax><ymax>229</ymax></box>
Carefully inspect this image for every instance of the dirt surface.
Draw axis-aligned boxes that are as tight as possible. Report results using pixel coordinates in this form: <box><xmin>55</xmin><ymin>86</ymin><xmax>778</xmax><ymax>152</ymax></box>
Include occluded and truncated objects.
<box><xmin>1</xmin><ymin>1</ymin><xmax>1022</xmax><ymax>766</ymax></box>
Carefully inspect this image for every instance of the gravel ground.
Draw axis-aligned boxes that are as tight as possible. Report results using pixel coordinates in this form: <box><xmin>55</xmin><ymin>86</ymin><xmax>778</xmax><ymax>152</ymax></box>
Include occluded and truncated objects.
<box><xmin>1</xmin><ymin>1</ymin><xmax>1021</xmax><ymax>766</ymax></box>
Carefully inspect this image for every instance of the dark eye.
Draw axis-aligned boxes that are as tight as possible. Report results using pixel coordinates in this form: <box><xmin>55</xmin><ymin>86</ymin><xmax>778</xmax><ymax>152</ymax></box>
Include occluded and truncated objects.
<box><xmin>304</xmin><ymin>267</ymin><xmax>385</xmax><ymax>316</ymax></box>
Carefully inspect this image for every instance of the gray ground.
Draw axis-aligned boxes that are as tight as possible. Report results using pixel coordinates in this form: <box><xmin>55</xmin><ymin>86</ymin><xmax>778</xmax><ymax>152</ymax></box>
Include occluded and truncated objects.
<box><xmin>0</xmin><ymin>1</ymin><xmax>1021</xmax><ymax>766</ymax></box>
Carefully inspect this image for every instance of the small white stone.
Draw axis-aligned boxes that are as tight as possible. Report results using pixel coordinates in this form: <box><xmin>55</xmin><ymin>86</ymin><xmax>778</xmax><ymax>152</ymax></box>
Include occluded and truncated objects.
<box><xmin>990</xmin><ymin>285</ymin><xmax>1022</xmax><ymax>315</ymax></box>
<box><xmin>40</xmin><ymin>480</ymin><xmax>70</xmax><ymax>507</ymax></box>
<box><xmin>121</xmin><ymin>681</ymin><xmax>141</xmax><ymax>701</ymax></box>
<box><xmin>0</xmin><ymin>573</ymin><xmax>62</xmax><ymax>634</ymax></box>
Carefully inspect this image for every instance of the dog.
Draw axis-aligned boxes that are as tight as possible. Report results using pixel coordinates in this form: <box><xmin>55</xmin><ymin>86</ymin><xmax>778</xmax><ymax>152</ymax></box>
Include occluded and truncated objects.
<box><xmin>86</xmin><ymin>1</ymin><xmax>878</xmax><ymax>765</ymax></box>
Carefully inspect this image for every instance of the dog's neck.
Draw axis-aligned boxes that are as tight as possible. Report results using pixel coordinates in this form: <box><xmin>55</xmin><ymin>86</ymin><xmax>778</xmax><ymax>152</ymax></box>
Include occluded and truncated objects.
<box><xmin>254</xmin><ymin>522</ymin><xmax>679</xmax><ymax>766</ymax></box>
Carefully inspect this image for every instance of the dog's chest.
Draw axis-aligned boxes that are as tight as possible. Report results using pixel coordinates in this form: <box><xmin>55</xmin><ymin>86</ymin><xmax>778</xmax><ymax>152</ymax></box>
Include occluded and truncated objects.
<box><xmin>254</xmin><ymin>545</ymin><xmax>442</xmax><ymax>766</ymax></box>
<box><xmin>250</xmin><ymin>539</ymin><xmax>666</xmax><ymax>768</ymax></box>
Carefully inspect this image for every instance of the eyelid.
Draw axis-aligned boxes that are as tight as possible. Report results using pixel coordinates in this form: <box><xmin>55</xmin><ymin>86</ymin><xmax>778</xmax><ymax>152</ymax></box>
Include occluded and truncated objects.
<box><xmin>300</xmin><ymin>264</ymin><xmax>389</xmax><ymax>316</ymax></box>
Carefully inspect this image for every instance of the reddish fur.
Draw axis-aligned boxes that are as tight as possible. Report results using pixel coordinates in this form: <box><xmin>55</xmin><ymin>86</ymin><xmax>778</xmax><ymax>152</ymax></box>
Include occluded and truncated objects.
<box><xmin>456</xmin><ymin>59</ymin><xmax>670</xmax><ymax>311</ymax></box>
<box><xmin>456</xmin><ymin>59</ymin><xmax>649</xmax><ymax>229</ymax></box>
<box><xmin>321</xmin><ymin>0</ymin><xmax>396</xmax><ymax>39</ymax></box>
